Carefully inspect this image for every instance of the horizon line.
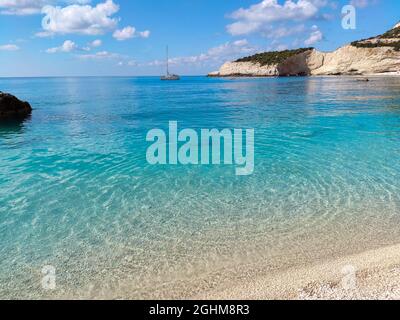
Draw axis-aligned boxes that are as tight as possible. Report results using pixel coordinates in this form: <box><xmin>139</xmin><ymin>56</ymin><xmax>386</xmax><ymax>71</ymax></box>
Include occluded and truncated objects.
<box><xmin>0</xmin><ymin>75</ymin><xmax>208</xmax><ymax>79</ymax></box>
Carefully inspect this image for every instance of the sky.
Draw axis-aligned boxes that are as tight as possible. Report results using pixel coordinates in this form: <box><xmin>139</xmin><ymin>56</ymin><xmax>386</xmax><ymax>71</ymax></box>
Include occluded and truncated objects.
<box><xmin>0</xmin><ymin>0</ymin><xmax>399</xmax><ymax>77</ymax></box>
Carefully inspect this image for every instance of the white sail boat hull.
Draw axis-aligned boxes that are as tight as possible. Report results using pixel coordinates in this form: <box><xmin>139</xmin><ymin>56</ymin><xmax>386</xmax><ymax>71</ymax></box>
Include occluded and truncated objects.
<box><xmin>161</xmin><ymin>74</ymin><xmax>180</xmax><ymax>80</ymax></box>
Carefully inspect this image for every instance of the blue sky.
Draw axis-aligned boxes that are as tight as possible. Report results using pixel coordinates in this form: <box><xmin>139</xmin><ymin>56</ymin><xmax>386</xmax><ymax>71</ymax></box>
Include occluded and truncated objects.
<box><xmin>0</xmin><ymin>0</ymin><xmax>399</xmax><ymax>76</ymax></box>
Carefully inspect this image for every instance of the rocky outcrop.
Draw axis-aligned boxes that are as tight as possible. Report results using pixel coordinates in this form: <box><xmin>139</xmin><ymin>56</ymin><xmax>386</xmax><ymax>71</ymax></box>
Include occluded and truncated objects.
<box><xmin>208</xmin><ymin>49</ymin><xmax>327</xmax><ymax>77</ymax></box>
<box><xmin>209</xmin><ymin>24</ymin><xmax>400</xmax><ymax>77</ymax></box>
<box><xmin>209</xmin><ymin>61</ymin><xmax>280</xmax><ymax>77</ymax></box>
<box><xmin>0</xmin><ymin>92</ymin><xmax>32</xmax><ymax>121</ymax></box>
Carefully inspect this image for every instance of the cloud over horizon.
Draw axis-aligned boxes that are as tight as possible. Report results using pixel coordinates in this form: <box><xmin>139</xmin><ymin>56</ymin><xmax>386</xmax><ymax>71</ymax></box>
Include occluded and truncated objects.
<box><xmin>0</xmin><ymin>43</ymin><xmax>20</xmax><ymax>51</ymax></box>
<box><xmin>147</xmin><ymin>39</ymin><xmax>258</xmax><ymax>68</ymax></box>
<box><xmin>46</xmin><ymin>39</ymin><xmax>77</xmax><ymax>53</ymax></box>
<box><xmin>113</xmin><ymin>26</ymin><xmax>150</xmax><ymax>41</ymax></box>
<box><xmin>226</xmin><ymin>0</ymin><xmax>326</xmax><ymax>36</ymax></box>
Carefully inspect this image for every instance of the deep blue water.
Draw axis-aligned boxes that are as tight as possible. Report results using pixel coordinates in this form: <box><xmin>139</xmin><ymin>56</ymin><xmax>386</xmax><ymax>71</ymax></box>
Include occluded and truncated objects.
<box><xmin>1</xmin><ymin>76</ymin><xmax>400</xmax><ymax>298</ymax></box>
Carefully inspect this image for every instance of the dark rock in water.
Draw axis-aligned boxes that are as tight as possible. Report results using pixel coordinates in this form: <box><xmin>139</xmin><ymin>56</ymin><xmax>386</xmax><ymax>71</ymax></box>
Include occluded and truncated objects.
<box><xmin>0</xmin><ymin>92</ymin><xmax>32</xmax><ymax>121</ymax></box>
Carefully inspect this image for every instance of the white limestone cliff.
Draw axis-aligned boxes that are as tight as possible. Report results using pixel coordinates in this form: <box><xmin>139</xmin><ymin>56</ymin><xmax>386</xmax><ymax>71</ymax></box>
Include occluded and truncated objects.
<box><xmin>311</xmin><ymin>45</ymin><xmax>400</xmax><ymax>75</ymax></box>
<box><xmin>209</xmin><ymin>25</ymin><xmax>400</xmax><ymax>77</ymax></box>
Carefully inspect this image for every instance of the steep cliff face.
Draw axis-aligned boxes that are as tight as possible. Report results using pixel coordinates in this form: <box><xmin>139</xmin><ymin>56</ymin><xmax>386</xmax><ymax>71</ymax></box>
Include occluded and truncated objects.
<box><xmin>277</xmin><ymin>50</ymin><xmax>323</xmax><ymax>76</ymax></box>
<box><xmin>209</xmin><ymin>24</ymin><xmax>400</xmax><ymax>77</ymax></box>
<box><xmin>311</xmin><ymin>45</ymin><xmax>400</xmax><ymax>75</ymax></box>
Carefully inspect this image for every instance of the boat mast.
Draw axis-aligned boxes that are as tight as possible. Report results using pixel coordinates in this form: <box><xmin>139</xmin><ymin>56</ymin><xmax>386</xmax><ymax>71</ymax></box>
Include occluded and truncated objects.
<box><xmin>166</xmin><ymin>45</ymin><xmax>169</xmax><ymax>75</ymax></box>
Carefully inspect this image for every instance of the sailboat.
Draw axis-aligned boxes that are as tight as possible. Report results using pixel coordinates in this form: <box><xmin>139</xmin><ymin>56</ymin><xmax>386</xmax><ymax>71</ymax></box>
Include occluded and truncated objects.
<box><xmin>161</xmin><ymin>46</ymin><xmax>180</xmax><ymax>81</ymax></box>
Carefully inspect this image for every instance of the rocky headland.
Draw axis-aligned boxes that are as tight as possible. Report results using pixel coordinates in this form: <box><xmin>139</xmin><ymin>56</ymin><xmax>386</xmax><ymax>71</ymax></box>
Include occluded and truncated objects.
<box><xmin>209</xmin><ymin>23</ymin><xmax>400</xmax><ymax>77</ymax></box>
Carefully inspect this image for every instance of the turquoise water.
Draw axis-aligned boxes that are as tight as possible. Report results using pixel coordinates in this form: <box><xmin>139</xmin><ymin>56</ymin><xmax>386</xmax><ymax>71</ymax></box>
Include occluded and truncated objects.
<box><xmin>1</xmin><ymin>76</ymin><xmax>400</xmax><ymax>298</ymax></box>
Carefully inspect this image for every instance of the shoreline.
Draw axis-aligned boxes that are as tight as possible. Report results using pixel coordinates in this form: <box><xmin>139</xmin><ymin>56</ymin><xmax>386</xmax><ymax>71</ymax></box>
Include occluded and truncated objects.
<box><xmin>207</xmin><ymin>73</ymin><xmax>400</xmax><ymax>78</ymax></box>
<box><xmin>28</xmin><ymin>241</ymin><xmax>400</xmax><ymax>300</ymax></box>
<box><xmin>194</xmin><ymin>243</ymin><xmax>400</xmax><ymax>300</ymax></box>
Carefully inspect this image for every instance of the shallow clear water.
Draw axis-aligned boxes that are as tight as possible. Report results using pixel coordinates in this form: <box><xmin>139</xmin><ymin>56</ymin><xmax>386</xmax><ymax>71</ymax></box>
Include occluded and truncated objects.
<box><xmin>1</xmin><ymin>76</ymin><xmax>400</xmax><ymax>298</ymax></box>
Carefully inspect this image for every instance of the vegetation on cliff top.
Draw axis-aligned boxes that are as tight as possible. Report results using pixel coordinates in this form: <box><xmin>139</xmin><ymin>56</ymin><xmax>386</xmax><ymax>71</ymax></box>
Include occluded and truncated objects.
<box><xmin>235</xmin><ymin>48</ymin><xmax>314</xmax><ymax>66</ymax></box>
<box><xmin>351</xmin><ymin>26</ymin><xmax>400</xmax><ymax>51</ymax></box>
<box><xmin>351</xmin><ymin>41</ymin><xmax>400</xmax><ymax>51</ymax></box>
<box><xmin>381</xmin><ymin>26</ymin><xmax>400</xmax><ymax>39</ymax></box>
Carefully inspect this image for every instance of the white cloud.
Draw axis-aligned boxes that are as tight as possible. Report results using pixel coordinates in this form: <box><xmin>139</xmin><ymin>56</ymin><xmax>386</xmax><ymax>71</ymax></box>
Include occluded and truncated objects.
<box><xmin>117</xmin><ymin>57</ymin><xmax>138</xmax><ymax>67</ymax></box>
<box><xmin>113</xmin><ymin>26</ymin><xmax>134</xmax><ymax>40</ymax></box>
<box><xmin>139</xmin><ymin>30</ymin><xmax>150</xmax><ymax>38</ymax></box>
<box><xmin>227</xmin><ymin>0</ymin><xmax>326</xmax><ymax>36</ymax></box>
<box><xmin>40</xmin><ymin>0</ymin><xmax>119</xmax><ymax>36</ymax></box>
<box><xmin>0</xmin><ymin>44</ymin><xmax>20</xmax><ymax>51</ymax></box>
<box><xmin>77</xmin><ymin>50</ymin><xmax>121</xmax><ymax>60</ymax></box>
<box><xmin>3</xmin><ymin>1</ymin><xmax>151</xmax><ymax>43</ymax></box>
<box><xmin>65</xmin><ymin>0</ymin><xmax>91</xmax><ymax>3</ymax></box>
<box><xmin>118</xmin><ymin>60</ymin><xmax>137</xmax><ymax>66</ymax></box>
<box><xmin>82</xmin><ymin>39</ymin><xmax>102</xmax><ymax>51</ymax></box>
<box><xmin>0</xmin><ymin>0</ymin><xmax>48</xmax><ymax>15</ymax></box>
<box><xmin>113</xmin><ymin>26</ymin><xmax>150</xmax><ymax>41</ymax></box>
<box><xmin>90</xmin><ymin>39</ymin><xmax>102</xmax><ymax>47</ymax></box>
<box><xmin>148</xmin><ymin>39</ymin><xmax>257</xmax><ymax>67</ymax></box>
<box><xmin>46</xmin><ymin>40</ymin><xmax>77</xmax><ymax>53</ymax></box>
<box><xmin>204</xmin><ymin>39</ymin><xmax>256</xmax><ymax>61</ymax></box>
<box><xmin>0</xmin><ymin>0</ymin><xmax>93</xmax><ymax>15</ymax></box>
<box><xmin>350</xmin><ymin>0</ymin><xmax>377</xmax><ymax>8</ymax></box>
<box><xmin>304</xmin><ymin>25</ymin><xmax>323</xmax><ymax>45</ymax></box>
<box><xmin>263</xmin><ymin>24</ymin><xmax>307</xmax><ymax>39</ymax></box>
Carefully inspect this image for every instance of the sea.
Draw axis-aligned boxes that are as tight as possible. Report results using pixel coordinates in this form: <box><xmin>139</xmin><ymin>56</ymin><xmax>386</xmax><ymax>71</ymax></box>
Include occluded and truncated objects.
<box><xmin>1</xmin><ymin>76</ymin><xmax>400</xmax><ymax>298</ymax></box>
